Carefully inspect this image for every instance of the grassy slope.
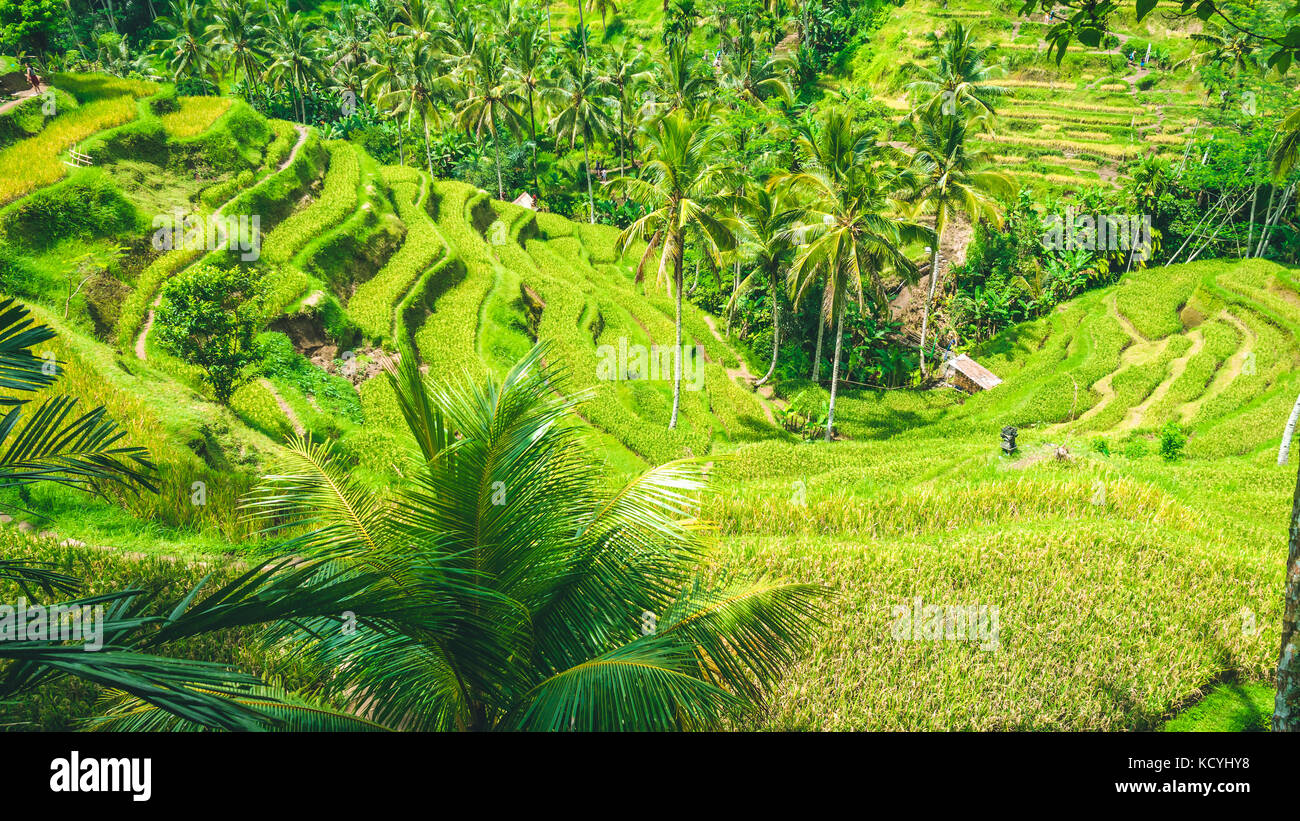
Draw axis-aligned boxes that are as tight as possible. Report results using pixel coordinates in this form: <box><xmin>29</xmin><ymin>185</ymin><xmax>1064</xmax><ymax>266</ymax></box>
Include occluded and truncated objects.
<box><xmin>0</xmin><ymin>0</ymin><xmax>1294</xmax><ymax>730</ymax></box>
<box><xmin>707</xmin><ymin>257</ymin><xmax>1297</xmax><ymax>730</ymax></box>
<box><xmin>854</xmin><ymin>0</ymin><xmax>1210</xmax><ymax>195</ymax></box>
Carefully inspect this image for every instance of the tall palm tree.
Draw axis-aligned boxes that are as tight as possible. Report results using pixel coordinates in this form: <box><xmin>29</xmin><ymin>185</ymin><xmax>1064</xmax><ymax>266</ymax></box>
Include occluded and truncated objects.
<box><xmin>776</xmin><ymin>109</ymin><xmax>930</xmax><ymax>441</ymax></box>
<box><xmin>902</xmin><ymin>108</ymin><xmax>1014</xmax><ymax>377</ymax></box>
<box><xmin>589</xmin><ymin>0</ymin><xmax>619</xmax><ymax>30</ymax></box>
<box><xmin>728</xmin><ymin>186</ymin><xmax>795</xmax><ymax>386</ymax></box>
<box><xmin>369</xmin><ymin>43</ymin><xmax>444</xmax><ymax>178</ymax></box>
<box><xmin>599</xmin><ymin>39</ymin><xmax>651</xmax><ymax>178</ymax></box>
<box><xmin>457</xmin><ymin>42</ymin><xmax>525</xmax><ymax>199</ymax></box>
<box><xmin>363</xmin><ymin>29</ymin><xmax>412</xmax><ymax>166</ymax></box>
<box><xmin>98</xmin><ymin>346</ymin><xmax>827</xmax><ymax>731</ymax></box>
<box><xmin>262</xmin><ymin>4</ymin><xmax>322</xmax><ymax>123</ymax></box>
<box><xmin>611</xmin><ymin>111</ymin><xmax>735</xmax><ymax>430</ymax></box>
<box><xmin>650</xmin><ymin>39</ymin><xmax>709</xmax><ymax>117</ymax></box>
<box><xmin>905</xmin><ymin>22</ymin><xmax>1007</xmax><ymax>117</ymax></box>
<box><xmin>721</xmin><ymin>38</ymin><xmax>794</xmax><ymax>107</ymax></box>
<box><xmin>206</xmin><ymin>0</ymin><xmax>265</xmax><ymax>95</ymax></box>
<box><xmin>154</xmin><ymin>0</ymin><xmax>218</xmax><ymax>88</ymax></box>
<box><xmin>505</xmin><ymin>25</ymin><xmax>550</xmax><ymax>194</ymax></box>
<box><xmin>549</xmin><ymin>54</ymin><xmax>616</xmax><ymax>223</ymax></box>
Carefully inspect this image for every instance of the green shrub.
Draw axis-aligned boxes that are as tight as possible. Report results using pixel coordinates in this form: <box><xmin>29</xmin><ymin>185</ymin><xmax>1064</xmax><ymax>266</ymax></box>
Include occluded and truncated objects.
<box><xmin>1159</xmin><ymin>421</ymin><xmax>1187</xmax><ymax>461</ymax></box>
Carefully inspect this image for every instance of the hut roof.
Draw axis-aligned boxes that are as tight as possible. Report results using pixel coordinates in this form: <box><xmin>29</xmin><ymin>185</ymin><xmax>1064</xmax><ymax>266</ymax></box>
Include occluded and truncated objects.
<box><xmin>946</xmin><ymin>354</ymin><xmax>1002</xmax><ymax>391</ymax></box>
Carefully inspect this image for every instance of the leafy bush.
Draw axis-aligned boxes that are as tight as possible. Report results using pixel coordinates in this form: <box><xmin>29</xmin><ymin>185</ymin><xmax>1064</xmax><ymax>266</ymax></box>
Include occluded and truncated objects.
<box><xmin>1159</xmin><ymin>421</ymin><xmax>1187</xmax><ymax>461</ymax></box>
<box><xmin>154</xmin><ymin>263</ymin><xmax>264</xmax><ymax>403</ymax></box>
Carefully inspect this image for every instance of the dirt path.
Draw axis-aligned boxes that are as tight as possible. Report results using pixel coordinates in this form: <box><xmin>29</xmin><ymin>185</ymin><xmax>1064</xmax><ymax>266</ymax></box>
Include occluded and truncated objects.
<box><xmin>279</xmin><ymin>124</ymin><xmax>307</xmax><ymax>171</ymax></box>
<box><xmin>700</xmin><ymin>313</ymin><xmax>782</xmax><ymax>425</ymax></box>
<box><xmin>261</xmin><ymin>378</ymin><xmax>306</xmax><ymax>437</ymax></box>
<box><xmin>889</xmin><ymin>212</ymin><xmax>973</xmax><ymax>334</ymax></box>
<box><xmin>136</xmin><ymin>125</ymin><xmax>310</xmax><ymax>360</ymax></box>
<box><xmin>0</xmin><ymin>86</ymin><xmax>39</xmax><ymax>115</ymax></box>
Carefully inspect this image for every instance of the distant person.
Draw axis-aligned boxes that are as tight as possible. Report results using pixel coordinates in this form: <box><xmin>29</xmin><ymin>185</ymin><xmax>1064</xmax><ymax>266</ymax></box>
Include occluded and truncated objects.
<box><xmin>25</xmin><ymin>64</ymin><xmax>42</xmax><ymax>93</ymax></box>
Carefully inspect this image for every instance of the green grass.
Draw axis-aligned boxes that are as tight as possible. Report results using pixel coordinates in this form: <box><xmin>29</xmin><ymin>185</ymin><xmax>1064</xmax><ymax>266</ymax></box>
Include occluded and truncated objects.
<box><xmin>1163</xmin><ymin>682</ymin><xmax>1275</xmax><ymax>732</ymax></box>
<box><xmin>0</xmin><ymin>29</ymin><xmax>1292</xmax><ymax>733</ymax></box>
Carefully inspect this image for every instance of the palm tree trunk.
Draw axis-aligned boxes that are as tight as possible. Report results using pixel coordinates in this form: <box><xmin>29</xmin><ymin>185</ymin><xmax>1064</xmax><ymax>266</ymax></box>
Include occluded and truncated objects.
<box><xmin>577</xmin><ymin>0</ymin><xmax>589</xmax><ymax>62</ymax></box>
<box><xmin>618</xmin><ymin>105</ymin><xmax>626</xmax><ymax>183</ymax></box>
<box><xmin>424</xmin><ymin>118</ymin><xmax>435</xmax><ymax>180</ymax></box>
<box><xmin>757</xmin><ymin>268</ymin><xmax>779</xmax><ymax>386</ymax></box>
<box><xmin>669</xmin><ymin>233</ymin><xmax>684</xmax><ymax>430</ymax></box>
<box><xmin>825</xmin><ymin>301</ymin><xmax>844</xmax><ymax>442</ymax></box>
<box><xmin>811</xmin><ymin>308</ymin><xmax>824</xmax><ymax>382</ymax></box>
<box><xmin>1275</xmin><ymin>456</ymin><xmax>1300</xmax><ymax>730</ymax></box>
<box><xmin>528</xmin><ymin>89</ymin><xmax>539</xmax><ymax>194</ymax></box>
<box><xmin>919</xmin><ymin>217</ymin><xmax>946</xmax><ymax>378</ymax></box>
<box><xmin>1280</xmin><ymin>389</ymin><xmax>1300</xmax><ymax>465</ymax></box>
<box><xmin>583</xmin><ymin>139</ymin><xmax>595</xmax><ymax>224</ymax></box>
<box><xmin>493</xmin><ymin>116</ymin><xmax>504</xmax><ymax>199</ymax></box>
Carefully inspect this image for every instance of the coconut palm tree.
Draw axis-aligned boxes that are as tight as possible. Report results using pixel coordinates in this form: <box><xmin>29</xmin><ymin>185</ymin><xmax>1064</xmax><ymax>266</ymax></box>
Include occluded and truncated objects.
<box><xmin>154</xmin><ymin>0</ymin><xmax>218</xmax><ymax>88</ymax></box>
<box><xmin>599</xmin><ymin>39</ymin><xmax>651</xmax><ymax>178</ymax></box>
<box><xmin>902</xmin><ymin>107</ymin><xmax>1014</xmax><ymax>377</ymax></box>
<box><xmin>369</xmin><ymin>43</ymin><xmax>444</xmax><ymax>178</ymax></box>
<box><xmin>549</xmin><ymin>54</ymin><xmax>616</xmax><ymax>223</ymax></box>
<box><xmin>96</xmin><ymin>346</ymin><xmax>827</xmax><ymax>731</ymax></box>
<box><xmin>1272</xmin><ymin>108</ymin><xmax>1300</xmax><ymax>179</ymax></box>
<box><xmin>206</xmin><ymin>0</ymin><xmax>265</xmax><ymax>95</ymax></box>
<box><xmin>776</xmin><ymin>109</ymin><xmax>930</xmax><ymax>441</ymax></box>
<box><xmin>728</xmin><ymin>186</ymin><xmax>796</xmax><ymax>386</ymax></box>
<box><xmin>362</xmin><ymin>29</ymin><xmax>413</xmax><ymax>166</ymax></box>
<box><xmin>262</xmin><ymin>4</ymin><xmax>322</xmax><ymax>123</ymax></box>
<box><xmin>721</xmin><ymin>37</ymin><xmax>794</xmax><ymax>107</ymax></box>
<box><xmin>611</xmin><ymin>111</ymin><xmax>736</xmax><ymax>429</ymax></box>
<box><xmin>905</xmin><ymin>22</ymin><xmax>1007</xmax><ymax>118</ymax></box>
<box><xmin>589</xmin><ymin>0</ymin><xmax>619</xmax><ymax>30</ymax></box>
<box><xmin>505</xmin><ymin>24</ymin><xmax>550</xmax><ymax>194</ymax></box>
<box><xmin>649</xmin><ymin>39</ymin><xmax>709</xmax><ymax>117</ymax></box>
<box><xmin>457</xmin><ymin>42</ymin><xmax>526</xmax><ymax>199</ymax></box>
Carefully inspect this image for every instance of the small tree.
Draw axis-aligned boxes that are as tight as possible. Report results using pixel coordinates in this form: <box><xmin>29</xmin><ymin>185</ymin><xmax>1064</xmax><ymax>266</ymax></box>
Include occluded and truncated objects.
<box><xmin>155</xmin><ymin>263</ymin><xmax>262</xmax><ymax>404</ymax></box>
<box><xmin>1158</xmin><ymin>421</ymin><xmax>1187</xmax><ymax>461</ymax></box>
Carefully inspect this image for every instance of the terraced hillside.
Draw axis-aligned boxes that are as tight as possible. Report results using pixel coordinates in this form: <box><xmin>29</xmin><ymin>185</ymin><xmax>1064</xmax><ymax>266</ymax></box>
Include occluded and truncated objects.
<box><xmin>0</xmin><ymin>73</ymin><xmax>775</xmax><ymax>532</ymax></box>
<box><xmin>1</xmin><ymin>56</ymin><xmax>1296</xmax><ymax>732</ymax></box>
<box><xmin>704</xmin><ymin>256</ymin><xmax>1299</xmax><ymax>729</ymax></box>
<box><xmin>862</xmin><ymin>0</ymin><xmax>1211</xmax><ymax>195</ymax></box>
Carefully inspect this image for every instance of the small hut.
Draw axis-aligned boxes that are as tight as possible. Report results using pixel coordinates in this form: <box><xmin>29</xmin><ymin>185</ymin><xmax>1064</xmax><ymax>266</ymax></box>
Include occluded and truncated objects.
<box><xmin>511</xmin><ymin>191</ymin><xmax>536</xmax><ymax>210</ymax></box>
<box><xmin>943</xmin><ymin>354</ymin><xmax>1002</xmax><ymax>394</ymax></box>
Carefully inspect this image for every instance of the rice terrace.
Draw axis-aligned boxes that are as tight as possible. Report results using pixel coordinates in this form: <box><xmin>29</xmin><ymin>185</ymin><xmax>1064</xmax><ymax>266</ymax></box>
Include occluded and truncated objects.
<box><xmin>2</xmin><ymin>0</ymin><xmax>1300</xmax><ymax>760</ymax></box>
